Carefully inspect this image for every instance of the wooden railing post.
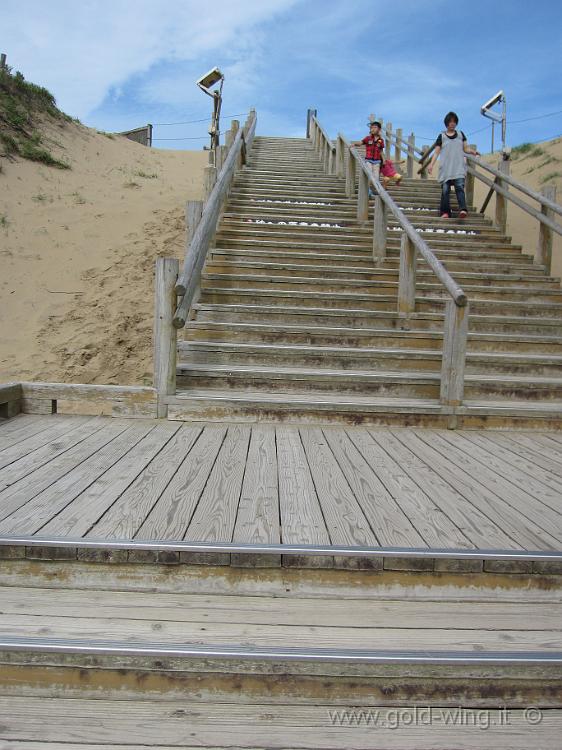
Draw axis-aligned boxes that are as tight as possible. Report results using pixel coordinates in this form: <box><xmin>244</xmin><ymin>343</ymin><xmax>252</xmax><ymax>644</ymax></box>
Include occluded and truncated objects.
<box><xmin>336</xmin><ymin>136</ymin><xmax>345</xmax><ymax>177</ymax></box>
<box><xmin>385</xmin><ymin>122</ymin><xmax>392</xmax><ymax>160</ymax></box>
<box><xmin>154</xmin><ymin>257</ymin><xmax>179</xmax><ymax>418</ymax></box>
<box><xmin>346</xmin><ymin>151</ymin><xmax>356</xmax><ymax>198</ymax></box>
<box><xmin>398</xmin><ymin>233</ymin><xmax>417</xmax><ymax>316</ymax></box>
<box><xmin>203</xmin><ymin>165</ymin><xmax>217</xmax><ymax>202</ymax></box>
<box><xmin>495</xmin><ymin>154</ymin><xmax>511</xmax><ymax>233</ymax></box>
<box><xmin>464</xmin><ymin>144</ymin><xmax>477</xmax><ymax>207</ymax></box>
<box><xmin>373</xmin><ymin>196</ymin><xmax>388</xmax><ymax>264</ymax></box>
<box><xmin>315</xmin><ymin>127</ymin><xmax>323</xmax><ymax>156</ymax></box>
<box><xmin>394</xmin><ymin>128</ymin><xmax>403</xmax><ymax>164</ymax></box>
<box><xmin>407</xmin><ymin>133</ymin><xmax>415</xmax><ymax>178</ymax></box>
<box><xmin>357</xmin><ymin>168</ymin><xmax>369</xmax><ymax>222</ymax></box>
<box><xmin>440</xmin><ymin>299</ymin><xmax>469</xmax><ymax>406</ymax></box>
<box><xmin>306</xmin><ymin>108</ymin><xmax>317</xmax><ymax>138</ymax></box>
<box><xmin>536</xmin><ymin>185</ymin><xmax>557</xmax><ymax>273</ymax></box>
<box><xmin>186</xmin><ymin>200</ymin><xmax>204</xmax><ymax>246</ymax></box>
<box><xmin>420</xmin><ymin>146</ymin><xmax>429</xmax><ymax>180</ymax></box>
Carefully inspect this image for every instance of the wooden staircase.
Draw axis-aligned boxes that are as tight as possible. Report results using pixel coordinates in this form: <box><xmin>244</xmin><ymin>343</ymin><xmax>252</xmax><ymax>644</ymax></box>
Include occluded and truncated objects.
<box><xmin>169</xmin><ymin>135</ymin><xmax>562</xmax><ymax>426</ymax></box>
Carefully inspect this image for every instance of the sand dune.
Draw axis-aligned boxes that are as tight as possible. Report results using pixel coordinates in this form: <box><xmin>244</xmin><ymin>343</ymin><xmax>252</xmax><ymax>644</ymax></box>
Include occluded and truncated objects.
<box><xmin>475</xmin><ymin>137</ymin><xmax>562</xmax><ymax>277</ymax></box>
<box><xmin>0</xmin><ymin>119</ymin><xmax>206</xmax><ymax>385</ymax></box>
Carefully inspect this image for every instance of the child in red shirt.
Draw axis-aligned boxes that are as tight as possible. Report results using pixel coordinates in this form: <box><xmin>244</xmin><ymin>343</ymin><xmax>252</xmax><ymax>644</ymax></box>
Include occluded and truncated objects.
<box><xmin>353</xmin><ymin>121</ymin><xmax>402</xmax><ymax>188</ymax></box>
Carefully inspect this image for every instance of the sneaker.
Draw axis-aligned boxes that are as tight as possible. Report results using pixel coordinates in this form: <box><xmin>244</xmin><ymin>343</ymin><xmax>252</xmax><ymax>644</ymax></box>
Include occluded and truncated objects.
<box><xmin>440</xmin><ymin>212</ymin><xmax>449</xmax><ymax>219</ymax></box>
<box><xmin>459</xmin><ymin>210</ymin><xmax>468</xmax><ymax>219</ymax></box>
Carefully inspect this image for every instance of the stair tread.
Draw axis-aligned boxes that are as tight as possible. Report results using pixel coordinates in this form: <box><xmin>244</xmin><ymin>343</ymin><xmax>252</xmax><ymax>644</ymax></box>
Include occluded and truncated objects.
<box><xmin>177</xmin><ymin>361</ymin><xmax>562</xmax><ymax>384</ymax></box>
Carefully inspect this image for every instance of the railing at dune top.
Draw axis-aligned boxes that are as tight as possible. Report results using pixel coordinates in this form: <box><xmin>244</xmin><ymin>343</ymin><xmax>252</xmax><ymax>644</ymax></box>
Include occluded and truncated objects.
<box><xmin>464</xmin><ymin>154</ymin><xmax>562</xmax><ymax>274</ymax></box>
<box><xmin>309</xmin><ymin>113</ymin><xmax>470</xmax><ymax>408</ymax></box>
<box><xmin>152</xmin><ymin>109</ymin><xmax>257</xmax><ymax>417</ymax></box>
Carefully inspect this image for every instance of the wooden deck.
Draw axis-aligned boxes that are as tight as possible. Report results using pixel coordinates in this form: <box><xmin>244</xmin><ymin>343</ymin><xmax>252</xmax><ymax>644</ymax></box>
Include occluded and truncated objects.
<box><xmin>1</xmin><ymin>414</ymin><xmax>561</xmax><ymax>565</ymax></box>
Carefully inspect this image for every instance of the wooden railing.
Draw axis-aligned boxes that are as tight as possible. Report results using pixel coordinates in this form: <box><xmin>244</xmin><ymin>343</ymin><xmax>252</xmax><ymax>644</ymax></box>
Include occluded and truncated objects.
<box><xmin>153</xmin><ymin>109</ymin><xmax>257</xmax><ymax>417</ymax></box>
<box><xmin>465</xmin><ymin>154</ymin><xmax>562</xmax><ymax>273</ymax></box>
<box><xmin>309</xmin><ymin>113</ymin><xmax>470</xmax><ymax>407</ymax></box>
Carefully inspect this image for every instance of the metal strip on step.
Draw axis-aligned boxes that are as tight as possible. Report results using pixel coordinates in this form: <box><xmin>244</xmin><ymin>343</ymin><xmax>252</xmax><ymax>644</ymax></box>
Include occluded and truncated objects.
<box><xmin>0</xmin><ymin>535</ymin><xmax>561</xmax><ymax>562</ymax></box>
<box><xmin>0</xmin><ymin>636</ymin><xmax>561</xmax><ymax>665</ymax></box>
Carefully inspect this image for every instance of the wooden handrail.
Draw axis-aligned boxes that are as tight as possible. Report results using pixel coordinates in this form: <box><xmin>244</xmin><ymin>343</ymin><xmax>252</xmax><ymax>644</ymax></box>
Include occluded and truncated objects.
<box><xmin>318</xmin><ymin>123</ymin><xmax>470</xmax><ymax>406</ymax></box>
<box><xmin>173</xmin><ymin>110</ymin><xmax>257</xmax><ymax>328</ymax></box>
<box><xmin>339</xmin><ymin>134</ymin><xmax>466</xmax><ymax>306</ymax></box>
<box><xmin>467</xmin><ymin>164</ymin><xmax>562</xmax><ymax>237</ymax></box>
<box><xmin>311</xmin><ymin>115</ymin><xmax>336</xmax><ymax>153</ymax></box>
<box><xmin>466</xmin><ymin>154</ymin><xmax>562</xmax><ymax>219</ymax></box>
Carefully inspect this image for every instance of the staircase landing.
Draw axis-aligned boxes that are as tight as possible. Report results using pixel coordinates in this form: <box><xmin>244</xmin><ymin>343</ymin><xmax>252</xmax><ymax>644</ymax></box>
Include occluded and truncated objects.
<box><xmin>1</xmin><ymin>413</ymin><xmax>561</xmax><ymax>570</ymax></box>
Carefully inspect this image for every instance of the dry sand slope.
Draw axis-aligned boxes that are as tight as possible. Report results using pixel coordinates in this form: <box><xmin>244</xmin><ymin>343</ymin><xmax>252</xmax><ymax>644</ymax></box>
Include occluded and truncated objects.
<box><xmin>0</xmin><ymin>118</ymin><xmax>206</xmax><ymax>386</ymax></box>
<box><xmin>475</xmin><ymin>137</ymin><xmax>562</xmax><ymax>278</ymax></box>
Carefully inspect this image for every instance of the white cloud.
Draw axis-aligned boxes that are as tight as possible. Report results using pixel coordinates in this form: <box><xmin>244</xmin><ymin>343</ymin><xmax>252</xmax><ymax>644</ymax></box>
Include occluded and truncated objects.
<box><xmin>2</xmin><ymin>0</ymin><xmax>300</xmax><ymax>118</ymax></box>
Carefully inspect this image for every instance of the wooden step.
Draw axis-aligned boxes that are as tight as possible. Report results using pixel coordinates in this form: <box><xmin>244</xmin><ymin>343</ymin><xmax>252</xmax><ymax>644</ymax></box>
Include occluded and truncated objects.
<box><xmin>205</xmin><ymin>258</ymin><xmax>560</xmax><ymax>288</ymax></box>
<box><xmin>184</xmin><ymin>320</ymin><xmax>562</xmax><ymax>354</ymax></box>
<box><xmin>175</xmin><ymin>362</ymin><xmax>562</xmax><ymax>401</ymax></box>
<box><xmin>179</xmin><ymin>340</ymin><xmax>562</xmax><ymax>377</ymax></box>
<box><xmin>192</xmin><ymin>302</ymin><xmax>562</xmax><ymax>335</ymax></box>
<box><xmin>210</xmin><ymin>247</ymin><xmax>545</xmax><ymax>274</ymax></box>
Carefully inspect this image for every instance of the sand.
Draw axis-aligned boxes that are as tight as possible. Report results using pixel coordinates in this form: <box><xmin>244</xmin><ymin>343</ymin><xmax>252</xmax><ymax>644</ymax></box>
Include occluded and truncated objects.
<box><xmin>0</xmin><ymin>119</ymin><xmax>207</xmax><ymax>386</ymax></box>
<box><xmin>474</xmin><ymin>137</ymin><xmax>562</xmax><ymax>278</ymax></box>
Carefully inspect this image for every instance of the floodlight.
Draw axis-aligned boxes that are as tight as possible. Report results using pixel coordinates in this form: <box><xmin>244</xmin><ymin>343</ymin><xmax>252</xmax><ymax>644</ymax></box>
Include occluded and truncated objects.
<box><xmin>480</xmin><ymin>90</ymin><xmax>507</xmax><ymax>153</ymax></box>
<box><xmin>196</xmin><ymin>66</ymin><xmax>225</xmax><ymax>163</ymax></box>
<box><xmin>197</xmin><ymin>67</ymin><xmax>224</xmax><ymax>96</ymax></box>
<box><xmin>481</xmin><ymin>90</ymin><xmax>504</xmax><ymax>116</ymax></box>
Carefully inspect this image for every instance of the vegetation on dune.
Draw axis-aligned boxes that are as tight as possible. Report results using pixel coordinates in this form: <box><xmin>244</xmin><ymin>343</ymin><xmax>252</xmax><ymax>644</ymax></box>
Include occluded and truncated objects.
<box><xmin>0</xmin><ymin>64</ymin><xmax>71</xmax><ymax>168</ymax></box>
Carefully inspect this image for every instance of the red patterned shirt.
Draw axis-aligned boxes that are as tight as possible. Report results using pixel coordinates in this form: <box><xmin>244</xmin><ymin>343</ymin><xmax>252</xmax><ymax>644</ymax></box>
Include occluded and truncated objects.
<box><xmin>362</xmin><ymin>135</ymin><xmax>384</xmax><ymax>161</ymax></box>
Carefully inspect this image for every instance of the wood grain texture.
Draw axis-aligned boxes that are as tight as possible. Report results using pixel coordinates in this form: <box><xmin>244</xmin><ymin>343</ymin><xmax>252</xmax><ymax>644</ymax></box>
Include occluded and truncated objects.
<box><xmin>348</xmin><ymin>429</ymin><xmax>472</xmax><ymax>549</ymax></box>
<box><xmin>0</xmin><ymin>422</ymin><xmax>153</xmax><ymax>535</ymax></box>
<box><xmin>0</xmin><ymin>697</ymin><xmax>561</xmax><ymax>749</ymax></box>
<box><xmin>136</xmin><ymin>425</ymin><xmax>227</xmax><ymax>542</ymax></box>
<box><xmin>182</xmin><ymin>424</ymin><xmax>251</xmax><ymax>564</ymax></box>
<box><xmin>84</xmin><ymin>422</ymin><xmax>187</xmax><ymax>540</ymax></box>
<box><xmin>322</xmin><ymin>428</ymin><xmax>425</xmax><ymax>548</ymax></box>
<box><xmin>276</xmin><ymin>426</ymin><xmax>333</xmax><ymax>568</ymax></box>
<box><xmin>231</xmin><ymin>425</ymin><xmax>280</xmax><ymax>567</ymax></box>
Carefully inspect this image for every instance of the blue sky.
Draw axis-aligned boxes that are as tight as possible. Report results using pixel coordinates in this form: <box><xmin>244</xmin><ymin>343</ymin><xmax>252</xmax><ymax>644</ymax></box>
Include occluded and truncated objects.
<box><xmin>4</xmin><ymin>0</ymin><xmax>562</xmax><ymax>153</ymax></box>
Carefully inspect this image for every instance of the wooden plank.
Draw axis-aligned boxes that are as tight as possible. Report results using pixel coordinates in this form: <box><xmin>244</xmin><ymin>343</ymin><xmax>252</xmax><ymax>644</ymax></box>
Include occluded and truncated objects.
<box><xmin>1</xmin><ymin>611</ymin><xmax>560</xmax><ymax>651</ymax></box>
<box><xmin>322</xmin><ymin>428</ymin><xmax>425</xmax><ymax>548</ymax></box>
<box><xmin>134</xmin><ymin>425</ymin><xmax>226</xmax><ymax>543</ymax></box>
<box><xmin>0</xmin><ymin>421</ymin><xmax>129</xmax><ymax>524</ymax></box>
<box><xmin>276</xmin><ymin>426</ymin><xmax>333</xmax><ymax>568</ymax></box>
<box><xmin>463</xmin><ymin>431</ymin><xmax>562</xmax><ymax>493</ymax></box>
<box><xmin>379</xmin><ymin>430</ymin><xmax>518</xmax><ymax>550</ymax></box>
<box><xmin>41</xmin><ymin>423</ymin><xmax>196</xmax><ymax>538</ymax></box>
<box><xmin>182</xmin><ymin>425</ymin><xmax>251</xmax><ymax>565</ymax></box>
<box><xmin>0</xmin><ymin>417</ymin><xmax>89</xmax><ymax>472</ymax></box>
<box><xmin>3</xmin><ymin>585</ymin><xmax>561</xmax><ymax>630</ymax></box>
<box><xmin>1</xmin><ymin>697</ymin><xmax>561</xmax><ymax>750</ymax></box>
<box><xmin>404</xmin><ymin>430</ymin><xmax>561</xmax><ymax>551</ymax></box>
<box><xmin>299</xmin><ymin>427</ymin><xmax>379</xmax><ymax>569</ymax></box>
<box><xmin>346</xmin><ymin>430</ymin><xmax>472</xmax><ymax>549</ymax></box>
<box><xmin>0</xmin><ymin>422</ymin><xmax>155</xmax><ymax>535</ymax></box>
<box><xmin>82</xmin><ymin>422</ymin><xmax>191</xmax><ymax>540</ymax></box>
<box><xmin>0</xmin><ymin>417</ymin><xmax>106</xmax><ymax>491</ymax></box>
<box><xmin>21</xmin><ymin>382</ymin><xmax>155</xmax><ymax>405</ymax></box>
<box><xmin>0</xmin><ymin>416</ymin><xmax>49</xmax><ymax>451</ymax></box>
<box><xmin>501</xmin><ymin>432</ymin><xmax>562</xmax><ymax>468</ymax></box>
<box><xmin>231</xmin><ymin>425</ymin><xmax>280</xmax><ymax>568</ymax></box>
<box><xmin>417</xmin><ymin>430</ymin><xmax>562</xmax><ymax>545</ymax></box>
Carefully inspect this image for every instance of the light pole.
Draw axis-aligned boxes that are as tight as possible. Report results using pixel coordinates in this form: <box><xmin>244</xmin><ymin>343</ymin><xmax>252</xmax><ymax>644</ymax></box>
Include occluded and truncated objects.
<box><xmin>196</xmin><ymin>67</ymin><xmax>225</xmax><ymax>166</ymax></box>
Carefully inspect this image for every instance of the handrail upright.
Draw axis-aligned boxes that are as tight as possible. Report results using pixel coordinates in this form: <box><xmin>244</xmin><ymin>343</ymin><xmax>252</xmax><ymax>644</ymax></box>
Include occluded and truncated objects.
<box><xmin>310</xmin><ymin>120</ymin><xmax>469</xmax><ymax>408</ymax></box>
